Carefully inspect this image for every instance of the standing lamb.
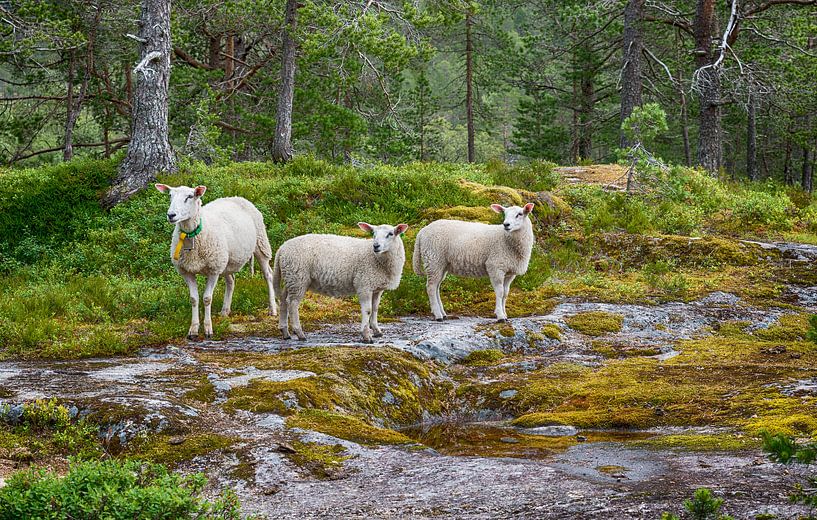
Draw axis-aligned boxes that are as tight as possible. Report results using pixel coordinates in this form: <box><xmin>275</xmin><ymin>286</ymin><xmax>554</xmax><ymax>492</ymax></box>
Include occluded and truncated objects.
<box><xmin>155</xmin><ymin>184</ymin><xmax>277</xmax><ymax>339</ymax></box>
<box><xmin>413</xmin><ymin>203</ymin><xmax>535</xmax><ymax>322</ymax></box>
<box><xmin>273</xmin><ymin>222</ymin><xmax>408</xmax><ymax>343</ymax></box>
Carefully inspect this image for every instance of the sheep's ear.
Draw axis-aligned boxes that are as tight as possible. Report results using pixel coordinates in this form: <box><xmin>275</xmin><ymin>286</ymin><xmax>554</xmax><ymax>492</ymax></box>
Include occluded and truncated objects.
<box><xmin>358</xmin><ymin>222</ymin><xmax>374</xmax><ymax>234</ymax></box>
<box><xmin>523</xmin><ymin>202</ymin><xmax>535</xmax><ymax>215</ymax></box>
<box><xmin>395</xmin><ymin>224</ymin><xmax>408</xmax><ymax>236</ymax></box>
<box><xmin>490</xmin><ymin>204</ymin><xmax>505</xmax><ymax>214</ymax></box>
<box><xmin>155</xmin><ymin>183</ymin><xmax>170</xmax><ymax>194</ymax></box>
<box><xmin>193</xmin><ymin>185</ymin><xmax>207</xmax><ymax>197</ymax></box>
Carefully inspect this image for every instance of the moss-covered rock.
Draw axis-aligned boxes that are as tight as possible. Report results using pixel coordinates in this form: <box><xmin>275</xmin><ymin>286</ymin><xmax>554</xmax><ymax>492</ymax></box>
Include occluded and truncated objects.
<box><xmin>127</xmin><ymin>433</ymin><xmax>236</xmax><ymax>467</ymax></box>
<box><xmin>565</xmin><ymin>311</ymin><xmax>623</xmax><ymax>336</ymax></box>
<box><xmin>286</xmin><ymin>409</ymin><xmax>413</xmax><ymax>445</ymax></box>
<box><xmin>461</xmin><ymin>349</ymin><xmax>505</xmax><ymax>367</ymax></box>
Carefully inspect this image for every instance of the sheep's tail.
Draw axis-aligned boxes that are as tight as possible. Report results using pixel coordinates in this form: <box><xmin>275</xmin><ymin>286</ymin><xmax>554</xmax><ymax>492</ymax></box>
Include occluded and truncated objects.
<box><xmin>272</xmin><ymin>252</ymin><xmax>282</xmax><ymax>305</ymax></box>
<box><xmin>250</xmin><ymin>256</ymin><xmax>255</xmax><ymax>277</ymax></box>
<box><xmin>412</xmin><ymin>233</ymin><xmax>425</xmax><ymax>275</ymax></box>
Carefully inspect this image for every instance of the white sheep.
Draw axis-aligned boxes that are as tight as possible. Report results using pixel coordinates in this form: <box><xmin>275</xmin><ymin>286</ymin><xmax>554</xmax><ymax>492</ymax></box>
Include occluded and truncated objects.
<box><xmin>273</xmin><ymin>222</ymin><xmax>408</xmax><ymax>343</ymax></box>
<box><xmin>155</xmin><ymin>184</ymin><xmax>277</xmax><ymax>339</ymax></box>
<box><xmin>413</xmin><ymin>203</ymin><xmax>535</xmax><ymax>322</ymax></box>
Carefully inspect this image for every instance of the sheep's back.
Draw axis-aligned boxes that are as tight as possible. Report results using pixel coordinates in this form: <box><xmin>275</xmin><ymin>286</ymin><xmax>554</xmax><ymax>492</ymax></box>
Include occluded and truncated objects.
<box><xmin>201</xmin><ymin>198</ymin><xmax>259</xmax><ymax>269</ymax></box>
<box><xmin>276</xmin><ymin>234</ymin><xmax>369</xmax><ymax>297</ymax></box>
<box><xmin>417</xmin><ymin>219</ymin><xmax>500</xmax><ymax>277</ymax></box>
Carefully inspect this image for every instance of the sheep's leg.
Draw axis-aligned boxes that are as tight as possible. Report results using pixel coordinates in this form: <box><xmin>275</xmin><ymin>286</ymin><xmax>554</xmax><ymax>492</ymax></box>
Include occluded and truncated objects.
<box><xmin>370</xmin><ymin>290</ymin><xmax>384</xmax><ymax>338</ymax></box>
<box><xmin>278</xmin><ymin>285</ymin><xmax>291</xmax><ymax>339</ymax></box>
<box><xmin>220</xmin><ymin>273</ymin><xmax>235</xmax><ymax>317</ymax></box>
<box><xmin>436</xmin><ymin>271</ymin><xmax>447</xmax><ymax>319</ymax></box>
<box><xmin>288</xmin><ymin>292</ymin><xmax>306</xmax><ymax>341</ymax></box>
<box><xmin>426</xmin><ymin>272</ymin><xmax>445</xmax><ymax>321</ymax></box>
<box><xmin>502</xmin><ymin>273</ymin><xmax>516</xmax><ymax>320</ymax></box>
<box><xmin>489</xmin><ymin>271</ymin><xmax>507</xmax><ymax>322</ymax></box>
<box><xmin>359</xmin><ymin>292</ymin><xmax>374</xmax><ymax>343</ymax></box>
<box><xmin>256</xmin><ymin>255</ymin><xmax>278</xmax><ymax>316</ymax></box>
<box><xmin>202</xmin><ymin>274</ymin><xmax>220</xmax><ymax>339</ymax></box>
<box><xmin>183</xmin><ymin>273</ymin><xmax>200</xmax><ymax>339</ymax></box>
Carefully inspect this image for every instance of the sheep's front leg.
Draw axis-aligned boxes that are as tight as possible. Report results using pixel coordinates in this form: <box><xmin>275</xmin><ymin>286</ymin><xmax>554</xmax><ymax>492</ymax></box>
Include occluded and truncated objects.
<box><xmin>278</xmin><ymin>284</ymin><xmax>291</xmax><ymax>339</ymax></box>
<box><xmin>359</xmin><ymin>291</ymin><xmax>374</xmax><ymax>343</ymax></box>
<box><xmin>202</xmin><ymin>273</ymin><xmax>220</xmax><ymax>339</ymax></box>
<box><xmin>221</xmin><ymin>273</ymin><xmax>235</xmax><ymax>317</ymax></box>
<box><xmin>287</xmin><ymin>292</ymin><xmax>306</xmax><ymax>341</ymax></box>
<box><xmin>183</xmin><ymin>273</ymin><xmax>200</xmax><ymax>339</ymax></box>
<box><xmin>489</xmin><ymin>271</ymin><xmax>507</xmax><ymax>322</ymax></box>
<box><xmin>256</xmin><ymin>256</ymin><xmax>278</xmax><ymax>316</ymax></box>
<box><xmin>502</xmin><ymin>273</ymin><xmax>516</xmax><ymax>320</ymax></box>
<box><xmin>370</xmin><ymin>290</ymin><xmax>384</xmax><ymax>338</ymax></box>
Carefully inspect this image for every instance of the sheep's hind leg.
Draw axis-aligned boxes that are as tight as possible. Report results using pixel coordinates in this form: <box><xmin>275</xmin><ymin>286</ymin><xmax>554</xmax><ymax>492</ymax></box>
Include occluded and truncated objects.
<box><xmin>359</xmin><ymin>291</ymin><xmax>374</xmax><ymax>343</ymax></box>
<box><xmin>426</xmin><ymin>271</ymin><xmax>445</xmax><ymax>321</ymax></box>
<box><xmin>221</xmin><ymin>273</ymin><xmax>235</xmax><ymax>317</ymax></box>
<box><xmin>435</xmin><ymin>271</ymin><xmax>447</xmax><ymax>319</ymax></box>
<box><xmin>183</xmin><ymin>273</ymin><xmax>200</xmax><ymax>339</ymax></box>
<box><xmin>202</xmin><ymin>274</ymin><xmax>220</xmax><ymax>339</ymax></box>
<box><xmin>287</xmin><ymin>290</ymin><xmax>306</xmax><ymax>341</ymax></box>
<box><xmin>256</xmin><ymin>254</ymin><xmax>278</xmax><ymax>316</ymax></box>
<box><xmin>489</xmin><ymin>271</ymin><xmax>507</xmax><ymax>322</ymax></box>
<box><xmin>278</xmin><ymin>285</ymin><xmax>291</xmax><ymax>339</ymax></box>
<box><xmin>370</xmin><ymin>290</ymin><xmax>384</xmax><ymax>338</ymax></box>
<box><xmin>502</xmin><ymin>273</ymin><xmax>516</xmax><ymax>321</ymax></box>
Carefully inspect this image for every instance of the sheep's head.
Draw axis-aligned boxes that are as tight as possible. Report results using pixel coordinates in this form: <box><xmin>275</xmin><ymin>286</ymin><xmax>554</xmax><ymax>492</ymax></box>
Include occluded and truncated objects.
<box><xmin>358</xmin><ymin>222</ymin><xmax>408</xmax><ymax>255</ymax></box>
<box><xmin>491</xmin><ymin>203</ymin><xmax>534</xmax><ymax>232</ymax></box>
<box><xmin>155</xmin><ymin>184</ymin><xmax>206</xmax><ymax>224</ymax></box>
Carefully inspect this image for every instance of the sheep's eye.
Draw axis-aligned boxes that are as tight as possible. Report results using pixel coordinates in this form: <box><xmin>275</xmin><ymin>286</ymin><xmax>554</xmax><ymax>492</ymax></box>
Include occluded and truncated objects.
<box><xmin>185</xmin><ymin>195</ymin><xmax>193</xmax><ymax>201</ymax></box>
<box><xmin>517</xmin><ymin>213</ymin><xmax>522</xmax><ymax>218</ymax></box>
<box><xmin>387</xmin><ymin>232</ymin><xmax>393</xmax><ymax>237</ymax></box>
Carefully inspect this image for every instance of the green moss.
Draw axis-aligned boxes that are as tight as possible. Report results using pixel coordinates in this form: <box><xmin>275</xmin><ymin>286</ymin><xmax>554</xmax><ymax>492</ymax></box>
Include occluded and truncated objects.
<box><xmin>635</xmin><ymin>433</ymin><xmax>758</xmax><ymax>452</ymax></box>
<box><xmin>746</xmin><ymin>413</ymin><xmax>817</xmax><ymax>437</ymax></box>
<box><xmin>754</xmin><ymin>313</ymin><xmax>809</xmax><ymax>342</ymax></box>
<box><xmin>461</xmin><ymin>349</ymin><xmax>506</xmax><ymax>366</ymax></box>
<box><xmin>182</xmin><ymin>376</ymin><xmax>217</xmax><ymax>403</ymax></box>
<box><xmin>128</xmin><ymin>434</ymin><xmax>236</xmax><ymax>467</ymax></box>
<box><xmin>592</xmin><ymin>341</ymin><xmax>661</xmax><ymax>359</ymax></box>
<box><xmin>285</xmin><ymin>440</ymin><xmax>350</xmax><ymax>479</ymax></box>
<box><xmin>565</xmin><ymin>311</ymin><xmax>623</xmax><ymax>336</ymax></box>
<box><xmin>423</xmin><ymin>205</ymin><xmax>496</xmax><ymax>223</ymax></box>
<box><xmin>475</xmin><ymin>322</ymin><xmax>515</xmax><ymax>338</ymax></box>
<box><xmin>512</xmin><ymin>408</ymin><xmax>657</xmax><ymax>430</ymax></box>
<box><xmin>0</xmin><ymin>386</ymin><xmax>12</xmax><ymax>398</ymax></box>
<box><xmin>540</xmin><ymin>324</ymin><xmax>562</xmax><ymax>340</ymax></box>
<box><xmin>229</xmin><ymin>459</ymin><xmax>257</xmax><ymax>482</ymax></box>
<box><xmin>287</xmin><ymin>409</ymin><xmax>413</xmax><ymax>445</ymax></box>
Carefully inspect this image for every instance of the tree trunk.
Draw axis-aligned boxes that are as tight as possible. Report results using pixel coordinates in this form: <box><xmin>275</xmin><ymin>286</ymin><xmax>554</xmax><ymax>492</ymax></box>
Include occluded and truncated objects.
<box><xmin>578</xmin><ymin>66</ymin><xmax>594</xmax><ymax>160</ymax></box>
<box><xmin>802</xmin><ymin>146</ymin><xmax>813</xmax><ymax>193</ymax></box>
<box><xmin>619</xmin><ymin>0</ymin><xmax>643</xmax><ymax>148</ymax></box>
<box><xmin>783</xmin><ymin>128</ymin><xmax>793</xmax><ymax>185</ymax></box>
<box><xmin>746</xmin><ymin>90</ymin><xmax>757</xmax><ymax>181</ymax></box>
<box><xmin>271</xmin><ymin>0</ymin><xmax>298</xmax><ymax>163</ymax></box>
<box><xmin>465</xmin><ymin>9</ymin><xmax>475</xmax><ymax>163</ymax></box>
<box><xmin>104</xmin><ymin>0</ymin><xmax>176</xmax><ymax>208</ymax></box>
<box><xmin>693</xmin><ymin>0</ymin><xmax>721</xmax><ymax>173</ymax></box>
<box><xmin>63</xmin><ymin>50</ymin><xmax>76</xmax><ymax>161</ymax></box>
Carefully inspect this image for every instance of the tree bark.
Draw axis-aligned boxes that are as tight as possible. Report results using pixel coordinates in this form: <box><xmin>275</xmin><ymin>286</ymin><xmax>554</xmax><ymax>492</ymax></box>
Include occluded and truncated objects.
<box><xmin>465</xmin><ymin>9</ymin><xmax>475</xmax><ymax>163</ymax></box>
<box><xmin>693</xmin><ymin>0</ymin><xmax>721</xmax><ymax>173</ymax></box>
<box><xmin>802</xmin><ymin>146</ymin><xmax>813</xmax><ymax>193</ymax></box>
<box><xmin>619</xmin><ymin>0</ymin><xmax>644</xmax><ymax>148</ymax></box>
<box><xmin>104</xmin><ymin>0</ymin><xmax>176</xmax><ymax>208</ymax></box>
<box><xmin>746</xmin><ymin>90</ymin><xmax>757</xmax><ymax>181</ymax></box>
<box><xmin>783</xmin><ymin>127</ymin><xmax>793</xmax><ymax>185</ymax></box>
<box><xmin>578</xmin><ymin>69</ymin><xmax>594</xmax><ymax>160</ymax></box>
<box><xmin>271</xmin><ymin>0</ymin><xmax>298</xmax><ymax>163</ymax></box>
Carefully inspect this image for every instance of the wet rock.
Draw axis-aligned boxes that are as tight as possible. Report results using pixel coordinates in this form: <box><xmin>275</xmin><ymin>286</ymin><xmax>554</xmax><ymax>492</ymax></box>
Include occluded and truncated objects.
<box><xmin>382</xmin><ymin>391</ymin><xmax>397</xmax><ymax>405</ymax></box>
<box><xmin>520</xmin><ymin>425</ymin><xmax>579</xmax><ymax>437</ymax></box>
<box><xmin>169</xmin><ymin>436</ymin><xmax>186</xmax><ymax>445</ymax></box>
<box><xmin>499</xmin><ymin>389</ymin><xmax>518</xmax><ymax>399</ymax></box>
<box><xmin>500</xmin><ymin>437</ymin><xmax>519</xmax><ymax>444</ymax></box>
<box><xmin>576</xmin><ymin>435</ymin><xmax>588</xmax><ymax>442</ymax></box>
<box><xmin>0</xmin><ymin>404</ymin><xmax>23</xmax><ymax>425</ymax></box>
<box><xmin>276</xmin><ymin>443</ymin><xmax>297</xmax><ymax>454</ymax></box>
<box><xmin>761</xmin><ymin>345</ymin><xmax>787</xmax><ymax>355</ymax></box>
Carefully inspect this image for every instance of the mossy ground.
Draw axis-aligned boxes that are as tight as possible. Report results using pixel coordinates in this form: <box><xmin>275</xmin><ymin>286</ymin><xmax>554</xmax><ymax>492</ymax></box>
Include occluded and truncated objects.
<box><xmin>286</xmin><ymin>409</ymin><xmax>414</xmax><ymax>445</ymax></box>
<box><xmin>565</xmin><ymin>311</ymin><xmax>624</xmax><ymax>336</ymax></box>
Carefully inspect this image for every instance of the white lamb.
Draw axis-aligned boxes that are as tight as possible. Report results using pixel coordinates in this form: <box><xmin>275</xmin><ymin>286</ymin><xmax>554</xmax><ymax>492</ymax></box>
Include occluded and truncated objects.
<box><xmin>413</xmin><ymin>203</ymin><xmax>535</xmax><ymax>322</ymax></box>
<box><xmin>273</xmin><ymin>222</ymin><xmax>408</xmax><ymax>343</ymax></box>
<box><xmin>155</xmin><ymin>184</ymin><xmax>277</xmax><ymax>339</ymax></box>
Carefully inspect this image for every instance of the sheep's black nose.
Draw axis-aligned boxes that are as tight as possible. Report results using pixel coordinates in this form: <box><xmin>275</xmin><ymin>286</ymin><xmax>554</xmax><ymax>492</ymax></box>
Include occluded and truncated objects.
<box><xmin>503</xmin><ymin>223</ymin><xmax>510</xmax><ymax>230</ymax></box>
<box><xmin>167</xmin><ymin>212</ymin><xmax>176</xmax><ymax>221</ymax></box>
<box><xmin>373</xmin><ymin>244</ymin><xmax>381</xmax><ymax>252</ymax></box>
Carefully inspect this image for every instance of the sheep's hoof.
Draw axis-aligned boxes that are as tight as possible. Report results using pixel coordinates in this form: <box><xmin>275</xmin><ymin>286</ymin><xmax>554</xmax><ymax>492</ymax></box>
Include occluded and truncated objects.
<box><xmin>204</xmin><ymin>333</ymin><xmax>212</xmax><ymax>339</ymax></box>
<box><xmin>373</xmin><ymin>331</ymin><xmax>383</xmax><ymax>338</ymax></box>
<box><xmin>435</xmin><ymin>318</ymin><xmax>444</xmax><ymax>322</ymax></box>
<box><xmin>187</xmin><ymin>334</ymin><xmax>198</xmax><ymax>341</ymax></box>
<box><xmin>362</xmin><ymin>338</ymin><xmax>374</xmax><ymax>344</ymax></box>
<box><xmin>297</xmin><ymin>336</ymin><xmax>307</xmax><ymax>342</ymax></box>
<box><xmin>496</xmin><ymin>318</ymin><xmax>508</xmax><ymax>323</ymax></box>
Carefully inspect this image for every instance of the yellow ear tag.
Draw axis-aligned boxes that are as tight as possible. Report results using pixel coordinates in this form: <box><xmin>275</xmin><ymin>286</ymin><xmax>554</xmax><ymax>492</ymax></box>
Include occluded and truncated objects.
<box><xmin>173</xmin><ymin>232</ymin><xmax>188</xmax><ymax>261</ymax></box>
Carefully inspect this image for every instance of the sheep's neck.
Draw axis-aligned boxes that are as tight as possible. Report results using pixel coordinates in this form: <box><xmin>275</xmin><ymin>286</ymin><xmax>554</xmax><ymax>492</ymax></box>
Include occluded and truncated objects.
<box><xmin>179</xmin><ymin>207</ymin><xmax>201</xmax><ymax>234</ymax></box>
<box><xmin>503</xmin><ymin>221</ymin><xmax>533</xmax><ymax>260</ymax></box>
<box><xmin>375</xmin><ymin>240</ymin><xmax>405</xmax><ymax>273</ymax></box>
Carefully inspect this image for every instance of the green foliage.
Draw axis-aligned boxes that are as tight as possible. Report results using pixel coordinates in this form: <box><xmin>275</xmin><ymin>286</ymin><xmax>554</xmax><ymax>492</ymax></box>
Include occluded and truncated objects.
<box><xmin>661</xmin><ymin>488</ymin><xmax>733</xmax><ymax>520</ymax></box>
<box><xmin>0</xmin><ymin>459</ymin><xmax>242</xmax><ymax>520</ymax></box>
<box><xmin>762</xmin><ymin>432</ymin><xmax>817</xmax><ymax>510</ymax></box>
<box><xmin>486</xmin><ymin>159</ymin><xmax>560</xmax><ymax>192</ymax></box>
<box><xmin>621</xmin><ymin>103</ymin><xmax>668</xmax><ymax>147</ymax></box>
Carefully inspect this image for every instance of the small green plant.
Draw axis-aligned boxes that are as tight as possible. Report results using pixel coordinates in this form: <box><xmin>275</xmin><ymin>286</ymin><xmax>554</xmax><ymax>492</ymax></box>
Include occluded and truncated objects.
<box><xmin>621</xmin><ymin>103</ymin><xmax>668</xmax><ymax>148</ymax></box>
<box><xmin>0</xmin><ymin>459</ymin><xmax>243</xmax><ymax>520</ymax></box>
<box><xmin>486</xmin><ymin>158</ymin><xmax>560</xmax><ymax>192</ymax></box>
<box><xmin>661</xmin><ymin>488</ymin><xmax>734</xmax><ymax>520</ymax></box>
<box><xmin>762</xmin><ymin>431</ymin><xmax>817</xmax><ymax>510</ymax></box>
<box><xmin>806</xmin><ymin>315</ymin><xmax>817</xmax><ymax>343</ymax></box>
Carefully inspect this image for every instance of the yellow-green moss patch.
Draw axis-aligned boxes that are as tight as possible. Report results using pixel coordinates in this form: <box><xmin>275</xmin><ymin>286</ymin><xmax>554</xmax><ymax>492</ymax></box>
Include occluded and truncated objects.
<box><xmin>287</xmin><ymin>409</ymin><xmax>413</xmax><ymax>445</ymax></box>
<box><xmin>540</xmin><ymin>324</ymin><xmax>562</xmax><ymax>340</ymax></box>
<box><xmin>128</xmin><ymin>433</ymin><xmax>236</xmax><ymax>467</ymax></box>
<box><xmin>423</xmin><ymin>205</ymin><xmax>496</xmax><ymax>223</ymax></box>
<box><xmin>286</xmin><ymin>440</ymin><xmax>350</xmax><ymax>478</ymax></box>
<box><xmin>461</xmin><ymin>349</ymin><xmax>506</xmax><ymax>366</ymax></box>
<box><xmin>635</xmin><ymin>433</ymin><xmax>757</xmax><ymax>452</ymax></box>
<box><xmin>182</xmin><ymin>376</ymin><xmax>217</xmax><ymax>403</ymax></box>
<box><xmin>565</xmin><ymin>311</ymin><xmax>623</xmax><ymax>336</ymax></box>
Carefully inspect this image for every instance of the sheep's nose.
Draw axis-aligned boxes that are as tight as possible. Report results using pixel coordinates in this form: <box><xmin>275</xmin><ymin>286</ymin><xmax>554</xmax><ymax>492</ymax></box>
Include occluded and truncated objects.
<box><xmin>167</xmin><ymin>212</ymin><xmax>176</xmax><ymax>221</ymax></box>
<box><xmin>503</xmin><ymin>223</ymin><xmax>511</xmax><ymax>230</ymax></box>
<box><xmin>373</xmin><ymin>244</ymin><xmax>381</xmax><ymax>252</ymax></box>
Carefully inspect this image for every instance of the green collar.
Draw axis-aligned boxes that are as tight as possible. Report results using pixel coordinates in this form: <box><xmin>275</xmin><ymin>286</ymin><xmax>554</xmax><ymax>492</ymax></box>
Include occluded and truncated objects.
<box><xmin>182</xmin><ymin>217</ymin><xmax>203</xmax><ymax>238</ymax></box>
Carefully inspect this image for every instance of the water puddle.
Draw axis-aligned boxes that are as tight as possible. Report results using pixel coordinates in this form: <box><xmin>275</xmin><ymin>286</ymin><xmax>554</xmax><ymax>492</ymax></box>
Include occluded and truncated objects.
<box><xmin>402</xmin><ymin>421</ymin><xmax>654</xmax><ymax>459</ymax></box>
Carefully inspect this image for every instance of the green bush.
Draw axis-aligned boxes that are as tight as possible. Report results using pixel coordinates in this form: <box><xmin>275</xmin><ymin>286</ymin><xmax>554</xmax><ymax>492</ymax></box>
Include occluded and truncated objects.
<box><xmin>661</xmin><ymin>488</ymin><xmax>733</xmax><ymax>520</ymax></box>
<box><xmin>486</xmin><ymin>159</ymin><xmax>560</xmax><ymax>192</ymax></box>
<box><xmin>0</xmin><ymin>459</ymin><xmax>242</xmax><ymax>520</ymax></box>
